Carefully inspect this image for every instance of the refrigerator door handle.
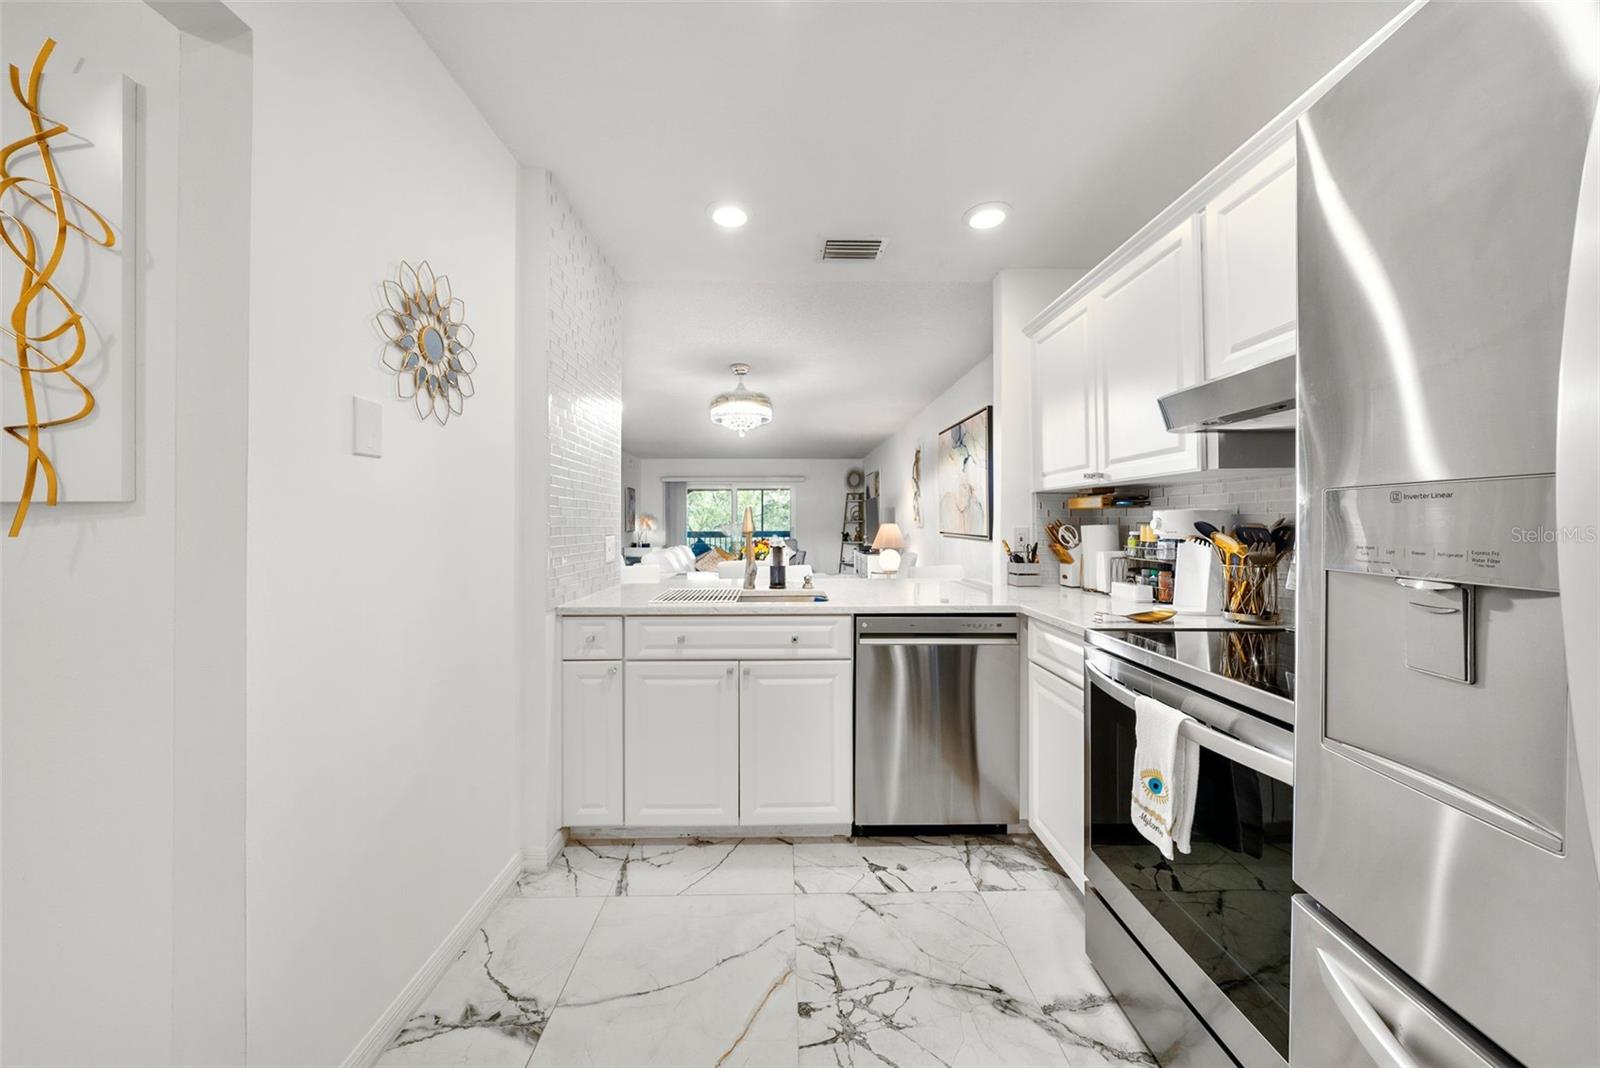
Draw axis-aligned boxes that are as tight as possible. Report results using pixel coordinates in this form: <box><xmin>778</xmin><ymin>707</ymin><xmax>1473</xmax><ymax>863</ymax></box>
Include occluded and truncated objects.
<box><xmin>1316</xmin><ymin>949</ymin><xmax>1420</xmax><ymax>1068</ymax></box>
<box><xmin>1557</xmin><ymin>87</ymin><xmax>1600</xmax><ymax>880</ymax></box>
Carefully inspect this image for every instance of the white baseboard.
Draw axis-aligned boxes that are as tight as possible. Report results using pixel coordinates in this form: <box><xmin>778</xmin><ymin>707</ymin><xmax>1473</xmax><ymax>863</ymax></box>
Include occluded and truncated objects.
<box><xmin>568</xmin><ymin>823</ymin><xmax>851</xmax><ymax>840</ymax></box>
<box><xmin>342</xmin><ymin>850</ymin><xmax>523</xmax><ymax>1068</ymax></box>
<box><xmin>523</xmin><ymin>826</ymin><xmax>568</xmax><ymax>871</ymax></box>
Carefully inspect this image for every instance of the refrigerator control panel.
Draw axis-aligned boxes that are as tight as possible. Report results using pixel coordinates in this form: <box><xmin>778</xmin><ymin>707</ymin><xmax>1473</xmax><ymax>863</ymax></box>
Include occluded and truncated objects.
<box><xmin>1323</xmin><ymin>474</ymin><xmax>1561</xmax><ymax>591</ymax></box>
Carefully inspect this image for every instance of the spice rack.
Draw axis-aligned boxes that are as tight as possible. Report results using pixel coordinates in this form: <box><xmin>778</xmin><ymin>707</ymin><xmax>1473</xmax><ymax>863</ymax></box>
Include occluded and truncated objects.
<box><xmin>1111</xmin><ymin>549</ymin><xmax>1176</xmax><ymax>605</ymax></box>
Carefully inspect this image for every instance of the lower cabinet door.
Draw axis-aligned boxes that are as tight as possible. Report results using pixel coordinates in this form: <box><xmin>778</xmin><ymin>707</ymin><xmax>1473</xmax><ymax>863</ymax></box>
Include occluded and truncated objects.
<box><xmin>1029</xmin><ymin>664</ymin><xmax>1086</xmax><ymax>887</ymax></box>
<box><xmin>739</xmin><ymin>660</ymin><xmax>853</xmax><ymax>825</ymax></box>
<box><xmin>562</xmin><ymin>661</ymin><xmax>624</xmax><ymax>826</ymax></box>
<box><xmin>624</xmin><ymin>660</ymin><xmax>739</xmax><ymax>826</ymax></box>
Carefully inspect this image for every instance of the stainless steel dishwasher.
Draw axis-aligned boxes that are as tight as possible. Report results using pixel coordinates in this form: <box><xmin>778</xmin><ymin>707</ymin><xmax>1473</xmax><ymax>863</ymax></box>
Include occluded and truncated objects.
<box><xmin>854</xmin><ymin>615</ymin><xmax>1020</xmax><ymax>830</ymax></box>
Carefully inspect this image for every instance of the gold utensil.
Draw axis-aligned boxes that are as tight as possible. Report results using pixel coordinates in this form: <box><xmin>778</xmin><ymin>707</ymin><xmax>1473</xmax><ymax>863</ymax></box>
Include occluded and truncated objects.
<box><xmin>1092</xmin><ymin>609</ymin><xmax>1177</xmax><ymax>624</ymax></box>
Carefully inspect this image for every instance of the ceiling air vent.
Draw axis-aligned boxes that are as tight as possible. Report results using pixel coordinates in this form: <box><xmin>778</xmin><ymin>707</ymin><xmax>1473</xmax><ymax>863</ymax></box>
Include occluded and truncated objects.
<box><xmin>821</xmin><ymin>238</ymin><xmax>884</xmax><ymax>261</ymax></box>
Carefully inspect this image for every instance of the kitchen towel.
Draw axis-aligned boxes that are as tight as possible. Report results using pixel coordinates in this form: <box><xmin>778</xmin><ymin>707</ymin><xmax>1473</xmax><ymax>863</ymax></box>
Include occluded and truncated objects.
<box><xmin>1131</xmin><ymin>695</ymin><xmax>1201</xmax><ymax>860</ymax></box>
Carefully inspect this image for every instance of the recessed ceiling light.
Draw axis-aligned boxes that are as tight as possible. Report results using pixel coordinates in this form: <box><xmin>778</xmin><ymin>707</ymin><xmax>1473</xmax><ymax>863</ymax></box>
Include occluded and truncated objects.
<box><xmin>709</xmin><ymin>203</ymin><xmax>749</xmax><ymax>229</ymax></box>
<box><xmin>964</xmin><ymin>202</ymin><xmax>1009</xmax><ymax>230</ymax></box>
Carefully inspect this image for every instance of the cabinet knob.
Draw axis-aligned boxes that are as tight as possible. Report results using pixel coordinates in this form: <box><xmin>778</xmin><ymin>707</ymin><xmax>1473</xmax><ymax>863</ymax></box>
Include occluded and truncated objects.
<box><xmin>676</xmin><ymin>634</ymin><xmax>687</xmax><ymax>644</ymax></box>
<box><xmin>790</xmin><ymin>634</ymin><xmax>799</xmax><ymax>644</ymax></box>
<box><xmin>726</xmin><ymin>666</ymin><xmax>736</xmax><ymax>678</ymax></box>
<box><xmin>607</xmin><ymin>665</ymin><xmax>618</xmax><ymax>677</ymax></box>
<box><xmin>585</xmin><ymin>634</ymin><xmax>596</xmax><ymax>644</ymax></box>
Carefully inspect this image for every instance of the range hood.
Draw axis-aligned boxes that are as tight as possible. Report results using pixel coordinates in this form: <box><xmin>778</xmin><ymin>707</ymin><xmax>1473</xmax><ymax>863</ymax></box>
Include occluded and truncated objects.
<box><xmin>1158</xmin><ymin>354</ymin><xmax>1296</xmax><ymax>433</ymax></box>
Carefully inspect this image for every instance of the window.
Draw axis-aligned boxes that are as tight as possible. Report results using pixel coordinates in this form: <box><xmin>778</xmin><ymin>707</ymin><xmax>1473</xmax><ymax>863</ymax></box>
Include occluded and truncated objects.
<box><xmin>683</xmin><ymin>485</ymin><xmax>794</xmax><ymax>550</ymax></box>
<box><xmin>738</xmin><ymin>488</ymin><xmax>791</xmax><ymax>532</ymax></box>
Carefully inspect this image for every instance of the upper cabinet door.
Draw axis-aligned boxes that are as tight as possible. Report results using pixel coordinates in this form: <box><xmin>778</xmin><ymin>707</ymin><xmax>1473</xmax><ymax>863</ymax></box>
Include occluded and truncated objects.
<box><xmin>1202</xmin><ymin>137</ymin><xmax>1298</xmax><ymax>380</ymax></box>
<box><xmin>1034</xmin><ymin>298</ymin><xmax>1099</xmax><ymax>489</ymax></box>
<box><xmin>1095</xmin><ymin>217</ymin><xmax>1205</xmax><ymax>482</ymax></box>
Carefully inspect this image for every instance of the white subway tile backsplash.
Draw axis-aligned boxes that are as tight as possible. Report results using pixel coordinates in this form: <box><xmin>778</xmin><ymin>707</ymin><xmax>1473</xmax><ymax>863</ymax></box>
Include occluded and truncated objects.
<box><xmin>1034</xmin><ymin>470</ymin><xmax>1299</xmax><ymax>619</ymax></box>
<box><xmin>545</xmin><ymin>176</ymin><xmax>622</xmax><ymax>606</ymax></box>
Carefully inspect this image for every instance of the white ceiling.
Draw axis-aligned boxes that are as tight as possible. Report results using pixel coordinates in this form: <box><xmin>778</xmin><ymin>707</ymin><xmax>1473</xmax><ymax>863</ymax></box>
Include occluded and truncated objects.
<box><xmin>620</xmin><ymin>281</ymin><xmax>990</xmax><ymax>458</ymax></box>
<box><xmin>401</xmin><ymin>0</ymin><xmax>1401</xmax><ymax>455</ymax></box>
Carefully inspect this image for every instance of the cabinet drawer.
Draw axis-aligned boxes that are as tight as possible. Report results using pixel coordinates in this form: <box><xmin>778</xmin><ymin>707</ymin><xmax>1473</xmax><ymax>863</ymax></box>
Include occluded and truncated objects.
<box><xmin>626</xmin><ymin>616</ymin><xmax>852</xmax><ymax>660</ymax></box>
<box><xmin>562</xmin><ymin>617</ymin><xmax>623</xmax><ymax>659</ymax></box>
<box><xmin>1028</xmin><ymin>620</ymin><xmax>1084</xmax><ymax>686</ymax></box>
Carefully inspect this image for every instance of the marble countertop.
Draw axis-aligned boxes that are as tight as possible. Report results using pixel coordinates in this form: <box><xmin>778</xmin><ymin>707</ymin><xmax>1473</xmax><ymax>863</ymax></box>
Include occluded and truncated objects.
<box><xmin>558</xmin><ymin>575</ymin><xmax>1255</xmax><ymax>638</ymax></box>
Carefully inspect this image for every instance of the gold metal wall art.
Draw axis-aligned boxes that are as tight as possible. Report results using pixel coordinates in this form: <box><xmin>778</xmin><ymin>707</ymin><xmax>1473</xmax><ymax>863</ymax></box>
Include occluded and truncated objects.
<box><xmin>376</xmin><ymin>261</ymin><xmax>476</xmax><ymax>425</ymax></box>
<box><xmin>1</xmin><ymin>38</ymin><xmax>116</xmax><ymax>537</ymax></box>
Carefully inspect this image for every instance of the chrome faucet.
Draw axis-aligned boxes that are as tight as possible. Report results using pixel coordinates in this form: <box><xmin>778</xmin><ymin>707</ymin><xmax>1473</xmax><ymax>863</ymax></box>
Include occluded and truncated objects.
<box><xmin>742</xmin><ymin>506</ymin><xmax>757</xmax><ymax>590</ymax></box>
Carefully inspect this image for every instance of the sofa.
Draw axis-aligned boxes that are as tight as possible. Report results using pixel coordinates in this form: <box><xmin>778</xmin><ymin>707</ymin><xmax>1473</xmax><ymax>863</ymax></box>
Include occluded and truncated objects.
<box><xmin>640</xmin><ymin>545</ymin><xmax>697</xmax><ymax>574</ymax></box>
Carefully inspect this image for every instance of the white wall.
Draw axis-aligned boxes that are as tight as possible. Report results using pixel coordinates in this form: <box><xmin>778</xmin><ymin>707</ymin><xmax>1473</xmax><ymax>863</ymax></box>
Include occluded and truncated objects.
<box><xmin>635</xmin><ymin>458</ymin><xmax>861</xmax><ymax>572</ymax></box>
<box><xmin>621</xmin><ymin>449</ymin><xmax>642</xmax><ymax>535</ymax></box>
<box><xmin>992</xmin><ymin>269</ymin><xmax>1085</xmax><ymax>588</ymax></box>
<box><xmin>1</xmin><ymin>8</ymin><xmax>184</xmax><ymax>1062</ymax></box>
<box><xmin>861</xmin><ymin>357</ymin><xmax>996</xmax><ymax>585</ymax></box>
<box><xmin>237</xmin><ymin>2</ymin><xmax>521</xmax><ymax>1063</ymax></box>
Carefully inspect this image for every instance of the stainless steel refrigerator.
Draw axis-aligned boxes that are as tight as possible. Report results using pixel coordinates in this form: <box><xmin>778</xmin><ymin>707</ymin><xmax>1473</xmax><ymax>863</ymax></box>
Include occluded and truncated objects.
<box><xmin>1295</xmin><ymin>2</ymin><xmax>1600</xmax><ymax>1065</ymax></box>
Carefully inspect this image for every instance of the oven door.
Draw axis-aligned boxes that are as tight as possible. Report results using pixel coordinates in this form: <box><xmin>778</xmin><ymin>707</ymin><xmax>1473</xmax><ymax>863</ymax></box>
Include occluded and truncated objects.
<box><xmin>1085</xmin><ymin>650</ymin><xmax>1295</xmax><ymax>1068</ymax></box>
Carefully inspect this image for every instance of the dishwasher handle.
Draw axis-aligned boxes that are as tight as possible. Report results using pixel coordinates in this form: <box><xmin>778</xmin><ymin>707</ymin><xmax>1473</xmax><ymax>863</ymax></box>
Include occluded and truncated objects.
<box><xmin>858</xmin><ymin>635</ymin><xmax>1020</xmax><ymax>647</ymax></box>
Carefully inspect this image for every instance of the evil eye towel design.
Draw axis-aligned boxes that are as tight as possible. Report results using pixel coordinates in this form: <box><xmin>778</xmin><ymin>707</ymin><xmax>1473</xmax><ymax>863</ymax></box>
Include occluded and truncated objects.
<box><xmin>1131</xmin><ymin>695</ymin><xmax>1200</xmax><ymax>861</ymax></box>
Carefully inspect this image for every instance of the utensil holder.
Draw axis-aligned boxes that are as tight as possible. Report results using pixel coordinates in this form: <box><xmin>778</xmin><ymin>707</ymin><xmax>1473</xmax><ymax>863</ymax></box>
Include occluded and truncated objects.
<box><xmin>1007</xmin><ymin>562</ymin><xmax>1042</xmax><ymax>588</ymax></box>
<box><xmin>1223</xmin><ymin>560</ymin><xmax>1281</xmax><ymax>623</ymax></box>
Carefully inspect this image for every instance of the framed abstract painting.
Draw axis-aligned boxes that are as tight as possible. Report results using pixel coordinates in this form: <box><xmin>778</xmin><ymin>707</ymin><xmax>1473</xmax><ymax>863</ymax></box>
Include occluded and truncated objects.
<box><xmin>937</xmin><ymin>405</ymin><xmax>992</xmax><ymax>540</ymax></box>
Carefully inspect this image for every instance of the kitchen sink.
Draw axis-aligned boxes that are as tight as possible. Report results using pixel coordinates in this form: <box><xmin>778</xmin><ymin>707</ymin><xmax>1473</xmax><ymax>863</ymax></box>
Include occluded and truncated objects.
<box><xmin>736</xmin><ymin>589</ymin><xmax>829</xmax><ymax>603</ymax></box>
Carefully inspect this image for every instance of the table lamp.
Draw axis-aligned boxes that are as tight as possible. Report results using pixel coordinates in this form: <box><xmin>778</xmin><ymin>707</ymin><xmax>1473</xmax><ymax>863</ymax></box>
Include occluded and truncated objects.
<box><xmin>872</xmin><ymin>521</ymin><xmax>906</xmax><ymax>577</ymax></box>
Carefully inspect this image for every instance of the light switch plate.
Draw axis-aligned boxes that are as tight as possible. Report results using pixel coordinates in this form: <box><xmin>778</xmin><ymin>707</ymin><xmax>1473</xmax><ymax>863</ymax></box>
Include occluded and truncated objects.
<box><xmin>353</xmin><ymin>396</ymin><xmax>382</xmax><ymax>458</ymax></box>
<box><xmin>604</xmin><ymin>534</ymin><xmax>617</xmax><ymax>561</ymax></box>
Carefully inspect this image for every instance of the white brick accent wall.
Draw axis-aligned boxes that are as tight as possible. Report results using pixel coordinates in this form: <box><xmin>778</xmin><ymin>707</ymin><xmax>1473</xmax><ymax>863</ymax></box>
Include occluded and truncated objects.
<box><xmin>545</xmin><ymin>176</ymin><xmax>622</xmax><ymax>604</ymax></box>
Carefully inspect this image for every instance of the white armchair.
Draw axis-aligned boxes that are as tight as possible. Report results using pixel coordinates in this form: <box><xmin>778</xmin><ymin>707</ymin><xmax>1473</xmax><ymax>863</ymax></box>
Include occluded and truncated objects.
<box><xmin>641</xmin><ymin>546</ymin><xmax>697</xmax><ymax>575</ymax></box>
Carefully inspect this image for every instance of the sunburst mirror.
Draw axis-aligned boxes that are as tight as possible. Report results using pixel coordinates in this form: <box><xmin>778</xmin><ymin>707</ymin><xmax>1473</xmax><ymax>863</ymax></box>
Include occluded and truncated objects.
<box><xmin>375</xmin><ymin>260</ymin><xmax>476</xmax><ymax>425</ymax></box>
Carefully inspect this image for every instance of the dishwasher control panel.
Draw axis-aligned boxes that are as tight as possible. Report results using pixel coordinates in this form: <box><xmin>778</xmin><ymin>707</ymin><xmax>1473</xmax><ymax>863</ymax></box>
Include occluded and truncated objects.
<box><xmin>856</xmin><ymin>614</ymin><xmax>1020</xmax><ymax>637</ymax></box>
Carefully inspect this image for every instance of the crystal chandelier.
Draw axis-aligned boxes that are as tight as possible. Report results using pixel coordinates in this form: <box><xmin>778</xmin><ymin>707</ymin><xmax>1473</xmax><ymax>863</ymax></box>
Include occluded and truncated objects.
<box><xmin>708</xmin><ymin>363</ymin><xmax>773</xmax><ymax>437</ymax></box>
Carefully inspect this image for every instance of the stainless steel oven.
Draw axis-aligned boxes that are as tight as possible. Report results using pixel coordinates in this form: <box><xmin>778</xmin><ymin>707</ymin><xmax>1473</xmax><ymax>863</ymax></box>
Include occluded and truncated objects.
<box><xmin>1084</xmin><ymin>631</ymin><xmax>1295</xmax><ymax>1067</ymax></box>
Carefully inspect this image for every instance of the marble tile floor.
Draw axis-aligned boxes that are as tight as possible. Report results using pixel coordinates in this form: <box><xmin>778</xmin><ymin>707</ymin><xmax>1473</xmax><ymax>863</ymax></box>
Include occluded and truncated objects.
<box><xmin>378</xmin><ymin>835</ymin><xmax>1153</xmax><ymax>1068</ymax></box>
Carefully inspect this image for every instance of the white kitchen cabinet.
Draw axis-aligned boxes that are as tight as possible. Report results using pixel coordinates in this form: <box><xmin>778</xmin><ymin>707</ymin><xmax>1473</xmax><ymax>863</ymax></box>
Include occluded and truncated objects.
<box><xmin>624</xmin><ymin>660</ymin><xmax>740</xmax><ymax>826</ymax></box>
<box><xmin>1035</xmin><ymin>298</ymin><xmax>1099</xmax><ymax>489</ymax></box>
<box><xmin>1202</xmin><ymin>137</ymin><xmax>1298</xmax><ymax>381</ymax></box>
<box><xmin>1029</xmin><ymin>662</ymin><xmax>1086</xmax><ymax>888</ymax></box>
<box><xmin>739</xmin><ymin>660</ymin><xmax>852</xmax><ymax>825</ymax></box>
<box><xmin>1030</xmin><ymin>216</ymin><xmax>1205</xmax><ymax>490</ymax></box>
<box><xmin>1094</xmin><ymin>216</ymin><xmax>1205</xmax><ymax>483</ymax></box>
<box><xmin>626</xmin><ymin>615</ymin><xmax>852</xmax><ymax>660</ymax></box>
<box><xmin>562</xmin><ymin>661</ymin><xmax>624</xmax><ymax>827</ymax></box>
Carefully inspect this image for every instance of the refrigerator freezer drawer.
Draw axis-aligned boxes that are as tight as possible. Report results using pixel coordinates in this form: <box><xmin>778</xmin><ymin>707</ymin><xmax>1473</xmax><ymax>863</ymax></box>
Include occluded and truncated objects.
<box><xmin>1290</xmin><ymin>896</ymin><xmax>1509</xmax><ymax>1068</ymax></box>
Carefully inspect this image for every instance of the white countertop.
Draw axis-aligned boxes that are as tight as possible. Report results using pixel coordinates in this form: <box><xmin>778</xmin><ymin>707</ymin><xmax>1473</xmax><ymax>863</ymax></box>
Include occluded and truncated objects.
<box><xmin>559</xmin><ymin>575</ymin><xmax>1257</xmax><ymax>638</ymax></box>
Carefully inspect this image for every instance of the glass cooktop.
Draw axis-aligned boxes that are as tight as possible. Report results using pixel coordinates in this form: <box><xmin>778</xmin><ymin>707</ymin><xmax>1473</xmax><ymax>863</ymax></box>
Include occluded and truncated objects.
<box><xmin>1091</xmin><ymin>628</ymin><xmax>1296</xmax><ymax>719</ymax></box>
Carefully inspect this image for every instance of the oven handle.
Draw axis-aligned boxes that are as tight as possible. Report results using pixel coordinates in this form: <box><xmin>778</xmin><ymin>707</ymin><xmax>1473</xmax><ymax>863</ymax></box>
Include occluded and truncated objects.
<box><xmin>1086</xmin><ymin>662</ymin><xmax>1295</xmax><ymax>785</ymax></box>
